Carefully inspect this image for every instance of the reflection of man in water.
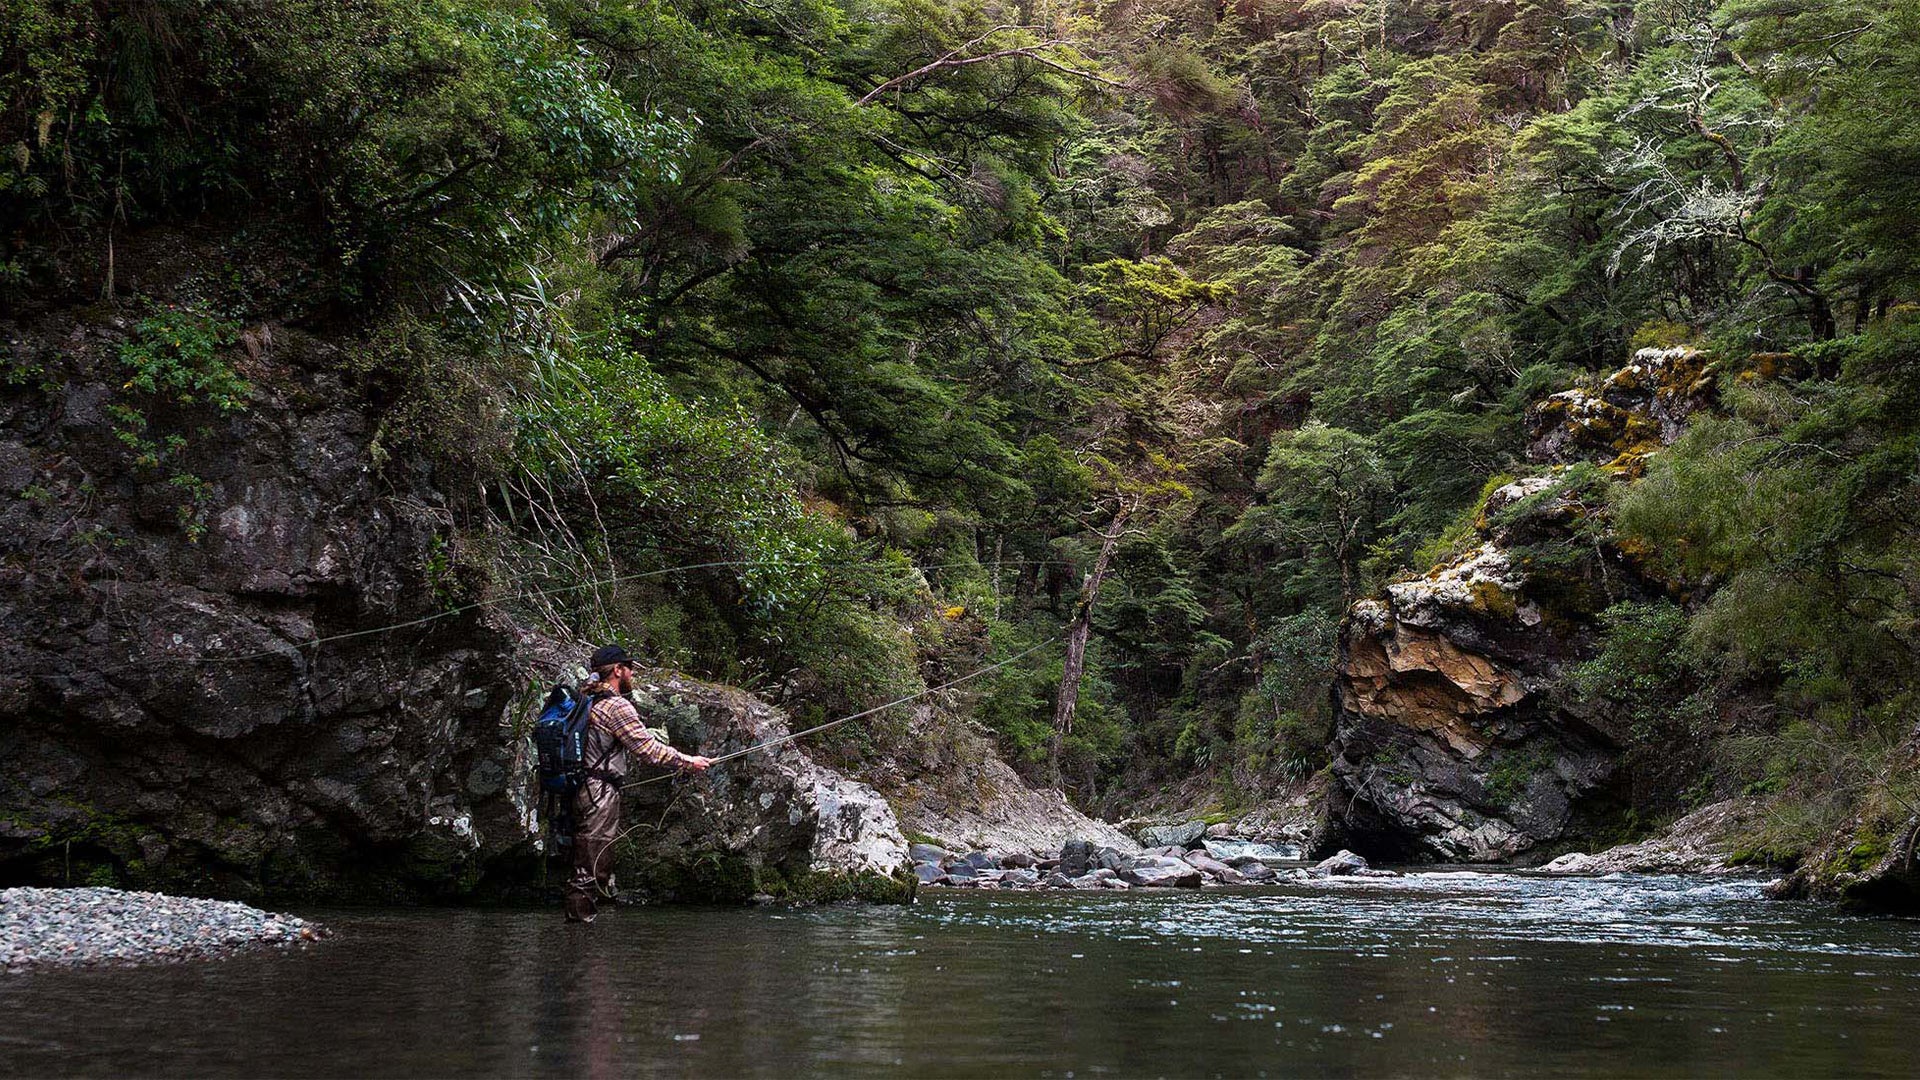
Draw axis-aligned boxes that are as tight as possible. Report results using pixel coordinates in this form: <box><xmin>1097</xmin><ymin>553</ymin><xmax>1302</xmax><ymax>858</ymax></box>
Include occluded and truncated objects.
<box><xmin>566</xmin><ymin>644</ymin><xmax>711</xmax><ymax>923</ymax></box>
<box><xmin>580</xmin><ymin>943</ymin><xmax>619</xmax><ymax>1080</ymax></box>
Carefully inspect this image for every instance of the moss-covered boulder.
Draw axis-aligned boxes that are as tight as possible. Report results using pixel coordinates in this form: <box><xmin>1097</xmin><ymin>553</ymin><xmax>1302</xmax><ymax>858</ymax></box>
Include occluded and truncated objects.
<box><xmin>608</xmin><ymin>673</ymin><xmax>913</xmax><ymax>904</ymax></box>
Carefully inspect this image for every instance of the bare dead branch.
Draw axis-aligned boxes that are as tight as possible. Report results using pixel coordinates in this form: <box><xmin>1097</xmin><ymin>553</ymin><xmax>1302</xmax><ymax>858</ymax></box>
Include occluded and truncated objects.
<box><xmin>857</xmin><ymin>27</ymin><xmax>1127</xmax><ymax>106</ymax></box>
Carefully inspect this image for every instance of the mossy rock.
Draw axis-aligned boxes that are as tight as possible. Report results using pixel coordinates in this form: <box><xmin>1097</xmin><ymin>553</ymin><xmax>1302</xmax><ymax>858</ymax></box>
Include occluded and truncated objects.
<box><xmin>1466</xmin><ymin>579</ymin><xmax>1519</xmax><ymax>620</ymax></box>
<box><xmin>756</xmin><ymin>866</ymin><xmax>917</xmax><ymax>905</ymax></box>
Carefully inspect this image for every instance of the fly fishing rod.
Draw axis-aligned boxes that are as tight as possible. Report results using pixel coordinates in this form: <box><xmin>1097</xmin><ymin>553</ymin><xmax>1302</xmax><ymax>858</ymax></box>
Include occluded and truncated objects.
<box><xmin>620</xmin><ymin>639</ymin><xmax>1051</xmax><ymax>790</ymax></box>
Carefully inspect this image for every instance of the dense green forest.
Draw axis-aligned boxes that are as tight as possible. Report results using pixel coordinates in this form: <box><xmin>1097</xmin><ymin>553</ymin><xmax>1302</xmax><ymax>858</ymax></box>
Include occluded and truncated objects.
<box><xmin>5</xmin><ymin>0</ymin><xmax>1915</xmax><ymax>868</ymax></box>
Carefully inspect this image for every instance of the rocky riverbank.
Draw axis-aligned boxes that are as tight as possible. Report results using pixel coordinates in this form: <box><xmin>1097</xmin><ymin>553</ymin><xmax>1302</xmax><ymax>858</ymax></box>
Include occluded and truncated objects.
<box><xmin>911</xmin><ymin>819</ymin><xmax>1395</xmax><ymax>891</ymax></box>
<box><xmin>1537</xmin><ymin>799</ymin><xmax>1761</xmax><ymax>876</ymax></box>
<box><xmin>1</xmin><ymin>887</ymin><xmax>322</xmax><ymax>971</ymax></box>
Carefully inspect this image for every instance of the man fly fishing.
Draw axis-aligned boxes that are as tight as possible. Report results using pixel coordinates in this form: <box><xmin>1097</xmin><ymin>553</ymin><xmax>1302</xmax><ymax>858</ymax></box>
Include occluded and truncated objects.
<box><xmin>565</xmin><ymin>644</ymin><xmax>711</xmax><ymax>923</ymax></box>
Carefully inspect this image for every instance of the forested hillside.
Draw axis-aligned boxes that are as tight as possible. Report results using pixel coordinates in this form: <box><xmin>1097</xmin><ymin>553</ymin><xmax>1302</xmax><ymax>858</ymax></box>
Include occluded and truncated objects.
<box><xmin>4</xmin><ymin>0</ymin><xmax>1916</xmax><ymax>901</ymax></box>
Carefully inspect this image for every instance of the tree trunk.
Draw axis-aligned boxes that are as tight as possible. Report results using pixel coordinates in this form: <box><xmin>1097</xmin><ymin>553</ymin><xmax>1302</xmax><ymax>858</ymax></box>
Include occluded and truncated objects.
<box><xmin>1050</xmin><ymin>507</ymin><xmax>1130</xmax><ymax>787</ymax></box>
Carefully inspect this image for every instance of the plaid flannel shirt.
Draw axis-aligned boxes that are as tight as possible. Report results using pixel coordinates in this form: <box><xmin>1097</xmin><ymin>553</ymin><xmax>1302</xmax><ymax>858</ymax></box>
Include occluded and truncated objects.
<box><xmin>589</xmin><ymin>694</ymin><xmax>695</xmax><ymax>773</ymax></box>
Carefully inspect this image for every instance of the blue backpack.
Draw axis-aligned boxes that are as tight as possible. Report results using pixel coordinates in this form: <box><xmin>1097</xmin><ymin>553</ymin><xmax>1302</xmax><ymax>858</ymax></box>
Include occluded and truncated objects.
<box><xmin>533</xmin><ymin>685</ymin><xmax>598</xmax><ymax>851</ymax></box>
<box><xmin>533</xmin><ymin>684</ymin><xmax>594</xmax><ymax>797</ymax></box>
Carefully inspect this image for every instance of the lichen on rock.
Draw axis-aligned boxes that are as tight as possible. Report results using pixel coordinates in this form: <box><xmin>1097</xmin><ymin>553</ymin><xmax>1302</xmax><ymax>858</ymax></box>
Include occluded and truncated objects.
<box><xmin>1525</xmin><ymin>346</ymin><xmax>1714</xmax><ymax>474</ymax></box>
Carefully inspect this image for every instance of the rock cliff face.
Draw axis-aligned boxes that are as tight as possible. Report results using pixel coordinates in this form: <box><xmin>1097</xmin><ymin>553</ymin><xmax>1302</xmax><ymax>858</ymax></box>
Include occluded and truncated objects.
<box><xmin>0</xmin><ymin>264</ymin><xmax>909</xmax><ymax>903</ymax></box>
<box><xmin>0</xmin><ymin>300</ymin><xmax>531</xmax><ymax>899</ymax></box>
<box><xmin>1320</xmin><ymin>348</ymin><xmax>1714</xmax><ymax>862</ymax></box>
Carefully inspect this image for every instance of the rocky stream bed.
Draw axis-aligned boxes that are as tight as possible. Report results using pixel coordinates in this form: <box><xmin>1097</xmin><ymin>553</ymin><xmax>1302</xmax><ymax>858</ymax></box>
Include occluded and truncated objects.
<box><xmin>0</xmin><ymin>887</ymin><xmax>323</xmax><ymax>971</ymax></box>
<box><xmin>912</xmin><ymin>816</ymin><xmax>1395</xmax><ymax>892</ymax></box>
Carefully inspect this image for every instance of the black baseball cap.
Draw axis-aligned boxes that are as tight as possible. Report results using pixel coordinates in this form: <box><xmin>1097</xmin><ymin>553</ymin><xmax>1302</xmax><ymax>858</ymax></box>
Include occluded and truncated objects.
<box><xmin>588</xmin><ymin>644</ymin><xmax>632</xmax><ymax>671</ymax></box>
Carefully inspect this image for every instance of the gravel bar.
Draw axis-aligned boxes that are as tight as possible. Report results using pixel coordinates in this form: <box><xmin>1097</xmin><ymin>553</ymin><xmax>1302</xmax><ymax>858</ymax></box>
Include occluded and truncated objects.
<box><xmin>1</xmin><ymin>887</ymin><xmax>324</xmax><ymax>972</ymax></box>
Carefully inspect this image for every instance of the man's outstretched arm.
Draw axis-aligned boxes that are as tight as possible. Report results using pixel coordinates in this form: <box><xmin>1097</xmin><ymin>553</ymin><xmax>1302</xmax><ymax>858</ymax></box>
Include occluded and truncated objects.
<box><xmin>597</xmin><ymin>697</ymin><xmax>711</xmax><ymax>770</ymax></box>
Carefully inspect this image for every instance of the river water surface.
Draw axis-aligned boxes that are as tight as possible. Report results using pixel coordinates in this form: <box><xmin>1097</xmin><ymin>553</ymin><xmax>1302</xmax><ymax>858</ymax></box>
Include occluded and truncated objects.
<box><xmin>5</xmin><ymin>871</ymin><xmax>1918</xmax><ymax>1077</ymax></box>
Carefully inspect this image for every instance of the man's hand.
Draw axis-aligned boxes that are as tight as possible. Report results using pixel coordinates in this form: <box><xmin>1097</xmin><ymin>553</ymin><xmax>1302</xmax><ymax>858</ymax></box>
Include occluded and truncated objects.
<box><xmin>684</xmin><ymin>755</ymin><xmax>714</xmax><ymax>772</ymax></box>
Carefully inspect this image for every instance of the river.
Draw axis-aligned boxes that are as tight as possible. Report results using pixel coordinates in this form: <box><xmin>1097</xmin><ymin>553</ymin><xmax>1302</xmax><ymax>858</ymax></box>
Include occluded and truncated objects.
<box><xmin>4</xmin><ymin>871</ymin><xmax>1917</xmax><ymax>1077</ymax></box>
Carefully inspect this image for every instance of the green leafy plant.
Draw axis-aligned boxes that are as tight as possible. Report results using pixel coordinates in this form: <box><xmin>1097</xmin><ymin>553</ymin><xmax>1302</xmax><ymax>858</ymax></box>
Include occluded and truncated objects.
<box><xmin>110</xmin><ymin>307</ymin><xmax>248</xmax><ymax>540</ymax></box>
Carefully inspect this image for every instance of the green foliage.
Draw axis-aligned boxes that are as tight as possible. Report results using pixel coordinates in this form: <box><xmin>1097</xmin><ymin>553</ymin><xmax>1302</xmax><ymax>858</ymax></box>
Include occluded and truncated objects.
<box><xmin>10</xmin><ymin>0</ymin><xmax>1920</xmax><ymax>824</ymax></box>
<box><xmin>107</xmin><ymin>306</ymin><xmax>248</xmax><ymax>540</ymax></box>
<box><xmin>1410</xmin><ymin>472</ymin><xmax>1517</xmax><ymax>571</ymax></box>
<box><xmin>115</xmin><ymin>307</ymin><xmax>247</xmax><ymax>413</ymax></box>
<box><xmin>1484</xmin><ymin>745</ymin><xmax>1552</xmax><ymax>807</ymax></box>
<box><xmin>1567</xmin><ymin>601</ymin><xmax>1720</xmax><ymax>809</ymax></box>
<box><xmin>1232</xmin><ymin>422</ymin><xmax>1391</xmax><ymax>607</ymax></box>
<box><xmin>3</xmin><ymin>0</ymin><xmax>688</xmax><ymax>298</ymax></box>
<box><xmin>1233</xmin><ymin>609</ymin><xmax>1341</xmax><ymax>783</ymax></box>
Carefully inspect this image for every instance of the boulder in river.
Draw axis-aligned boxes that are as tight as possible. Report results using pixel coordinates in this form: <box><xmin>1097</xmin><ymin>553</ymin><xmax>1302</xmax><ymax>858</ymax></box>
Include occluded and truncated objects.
<box><xmin>1313</xmin><ymin>850</ymin><xmax>1371</xmax><ymax>876</ymax></box>
<box><xmin>912</xmin><ymin>863</ymin><xmax>947</xmax><ymax>885</ymax></box>
<box><xmin>1059</xmin><ymin>839</ymin><xmax>1093</xmax><ymax>878</ymax></box>
<box><xmin>1182</xmin><ymin>851</ymin><xmax>1247</xmax><ymax>884</ymax></box>
<box><xmin>961</xmin><ymin>850</ymin><xmax>999</xmax><ymax>871</ymax></box>
<box><xmin>1137</xmin><ymin>821</ymin><xmax>1209</xmax><ymax>849</ymax></box>
<box><xmin>1119</xmin><ymin>858</ymin><xmax>1202</xmax><ymax>888</ymax></box>
<box><xmin>1095</xmin><ymin>846</ymin><xmax>1131</xmax><ymax>872</ymax></box>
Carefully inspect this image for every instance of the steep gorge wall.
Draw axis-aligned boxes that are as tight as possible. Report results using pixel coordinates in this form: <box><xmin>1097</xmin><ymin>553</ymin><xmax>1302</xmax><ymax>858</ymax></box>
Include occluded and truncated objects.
<box><xmin>0</xmin><ymin>295</ymin><xmax>533</xmax><ymax>898</ymax></box>
<box><xmin>1319</xmin><ymin>348</ymin><xmax>1716</xmax><ymax>862</ymax></box>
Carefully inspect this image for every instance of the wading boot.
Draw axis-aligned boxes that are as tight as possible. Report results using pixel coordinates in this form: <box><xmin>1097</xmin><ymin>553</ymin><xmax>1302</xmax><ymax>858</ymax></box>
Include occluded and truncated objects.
<box><xmin>564</xmin><ymin>890</ymin><xmax>597</xmax><ymax>924</ymax></box>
